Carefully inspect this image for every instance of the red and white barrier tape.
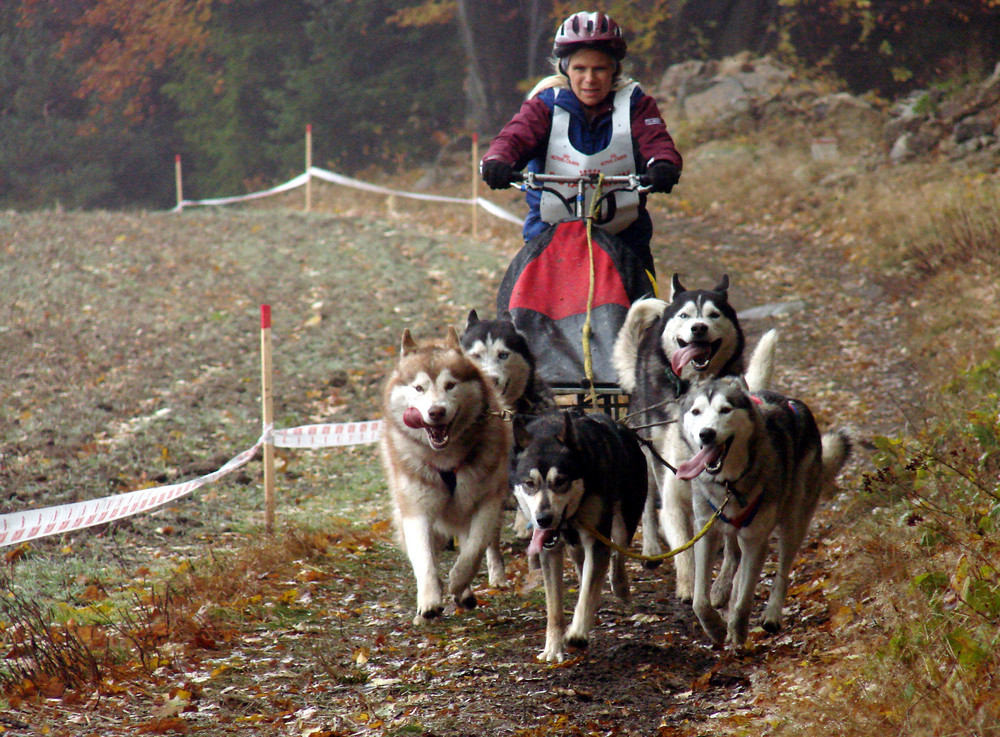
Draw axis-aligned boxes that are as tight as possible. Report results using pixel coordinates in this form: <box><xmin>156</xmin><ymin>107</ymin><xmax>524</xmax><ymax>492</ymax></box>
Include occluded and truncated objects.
<box><xmin>0</xmin><ymin>438</ymin><xmax>264</xmax><ymax>548</ymax></box>
<box><xmin>271</xmin><ymin>420</ymin><xmax>383</xmax><ymax>449</ymax></box>
<box><xmin>0</xmin><ymin>418</ymin><xmax>387</xmax><ymax>547</ymax></box>
<box><xmin>173</xmin><ymin>166</ymin><xmax>523</xmax><ymax>225</ymax></box>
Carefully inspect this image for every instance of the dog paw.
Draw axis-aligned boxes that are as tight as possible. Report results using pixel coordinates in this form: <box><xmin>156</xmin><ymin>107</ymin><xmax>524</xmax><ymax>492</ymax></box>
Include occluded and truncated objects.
<box><xmin>538</xmin><ymin>646</ymin><xmax>566</xmax><ymax>663</ymax></box>
<box><xmin>695</xmin><ymin>606</ymin><xmax>727</xmax><ymax>646</ymax></box>
<box><xmin>565</xmin><ymin>634</ymin><xmax>589</xmax><ymax>651</ymax></box>
<box><xmin>455</xmin><ymin>592</ymin><xmax>477</xmax><ymax>610</ymax></box>
<box><xmin>412</xmin><ymin>606</ymin><xmax>443</xmax><ymax>625</ymax></box>
<box><xmin>761</xmin><ymin>617</ymin><xmax>781</xmax><ymax>634</ymax></box>
<box><xmin>642</xmin><ymin>559</ymin><xmax>663</xmax><ymax>570</ymax></box>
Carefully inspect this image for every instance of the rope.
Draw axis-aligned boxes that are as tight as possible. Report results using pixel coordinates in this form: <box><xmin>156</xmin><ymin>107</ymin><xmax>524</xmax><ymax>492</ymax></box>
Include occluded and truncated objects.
<box><xmin>579</xmin><ymin>491</ymin><xmax>732</xmax><ymax>562</ymax></box>
<box><xmin>580</xmin><ymin>174</ymin><xmax>604</xmax><ymax>408</ymax></box>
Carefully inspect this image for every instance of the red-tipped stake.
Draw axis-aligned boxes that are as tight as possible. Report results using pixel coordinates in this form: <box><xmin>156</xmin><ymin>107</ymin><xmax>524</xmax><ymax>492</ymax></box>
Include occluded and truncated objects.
<box><xmin>260</xmin><ymin>305</ymin><xmax>275</xmax><ymax>533</ymax></box>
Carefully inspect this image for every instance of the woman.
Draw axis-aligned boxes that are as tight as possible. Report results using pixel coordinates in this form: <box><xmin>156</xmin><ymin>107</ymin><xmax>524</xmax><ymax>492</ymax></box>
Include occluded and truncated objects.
<box><xmin>480</xmin><ymin>10</ymin><xmax>682</xmax><ymax>278</ymax></box>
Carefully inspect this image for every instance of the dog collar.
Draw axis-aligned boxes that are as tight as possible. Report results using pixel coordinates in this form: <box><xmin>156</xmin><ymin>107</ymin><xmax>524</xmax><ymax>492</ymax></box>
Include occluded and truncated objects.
<box><xmin>706</xmin><ymin>485</ymin><xmax>763</xmax><ymax>528</ymax></box>
<box><xmin>666</xmin><ymin>365</ymin><xmax>688</xmax><ymax>396</ymax></box>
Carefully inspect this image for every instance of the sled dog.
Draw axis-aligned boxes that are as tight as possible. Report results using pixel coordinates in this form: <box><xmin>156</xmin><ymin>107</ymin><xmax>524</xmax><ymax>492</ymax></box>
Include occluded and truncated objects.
<box><xmin>674</xmin><ymin>377</ymin><xmax>850</xmax><ymax>649</ymax></box>
<box><xmin>612</xmin><ymin>273</ymin><xmax>777</xmax><ymax>600</ymax></box>
<box><xmin>460</xmin><ymin>309</ymin><xmax>555</xmax><ymax>415</ymax></box>
<box><xmin>510</xmin><ymin>409</ymin><xmax>646</xmax><ymax>662</ymax></box>
<box><xmin>380</xmin><ymin>326</ymin><xmax>510</xmax><ymax>625</ymax></box>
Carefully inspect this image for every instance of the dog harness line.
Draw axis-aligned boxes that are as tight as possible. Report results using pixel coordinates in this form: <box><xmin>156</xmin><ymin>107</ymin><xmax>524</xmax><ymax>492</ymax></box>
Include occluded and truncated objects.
<box><xmin>579</xmin><ymin>491</ymin><xmax>733</xmax><ymax>562</ymax></box>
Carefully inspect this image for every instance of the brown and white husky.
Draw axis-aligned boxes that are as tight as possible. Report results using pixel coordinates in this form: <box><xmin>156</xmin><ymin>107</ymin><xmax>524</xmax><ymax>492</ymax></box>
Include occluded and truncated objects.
<box><xmin>380</xmin><ymin>326</ymin><xmax>511</xmax><ymax>625</ymax></box>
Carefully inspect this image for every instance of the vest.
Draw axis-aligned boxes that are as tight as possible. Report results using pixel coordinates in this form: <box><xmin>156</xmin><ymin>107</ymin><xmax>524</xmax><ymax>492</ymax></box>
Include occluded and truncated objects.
<box><xmin>539</xmin><ymin>82</ymin><xmax>639</xmax><ymax>234</ymax></box>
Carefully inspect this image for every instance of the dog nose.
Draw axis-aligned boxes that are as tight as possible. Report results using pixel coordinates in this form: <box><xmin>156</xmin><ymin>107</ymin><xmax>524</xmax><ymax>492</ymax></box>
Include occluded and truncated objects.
<box><xmin>535</xmin><ymin>512</ymin><xmax>554</xmax><ymax>529</ymax></box>
<box><xmin>699</xmin><ymin>428</ymin><xmax>717</xmax><ymax>444</ymax></box>
<box><xmin>427</xmin><ymin>405</ymin><xmax>447</xmax><ymax>423</ymax></box>
<box><xmin>690</xmin><ymin>322</ymin><xmax>708</xmax><ymax>338</ymax></box>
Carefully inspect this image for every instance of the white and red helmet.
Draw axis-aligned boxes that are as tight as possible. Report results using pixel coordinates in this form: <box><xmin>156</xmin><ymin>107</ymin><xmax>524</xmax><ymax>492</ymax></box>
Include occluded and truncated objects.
<box><xmin>553</xmin><ymin>11</ymin><xmax>627</xmax><ymax>63</ymax></box>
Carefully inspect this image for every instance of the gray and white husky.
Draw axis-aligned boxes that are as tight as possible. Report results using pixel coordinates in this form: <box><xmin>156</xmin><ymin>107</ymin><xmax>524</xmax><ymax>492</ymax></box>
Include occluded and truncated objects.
<box><xmin>460</xmin><ymin>309</ymin><xmax>555</xmax><ymax>415</ymax></box>
<box><xmin>612</xmin><ymin>274</ymin><xmax>777</xmax><ymax>600</ymax></box>
<box><xmin>674</xmin><ymin>377</ymin><xmax>850</xmax><ymax>649</ymax></box>
<box><xmin>510</xmin><ymin>409</ymin><xmax>646</xmax><ymax>662</ymax></box>
<box><xmin>380</xmin><ymin>326</ymin><xmax>510</xmax><ymax>625</ymax></box>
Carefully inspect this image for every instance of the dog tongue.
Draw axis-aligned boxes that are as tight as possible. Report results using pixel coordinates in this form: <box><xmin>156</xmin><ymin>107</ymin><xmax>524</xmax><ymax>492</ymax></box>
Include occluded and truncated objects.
<box><xmin>676</xmin><ymin>445</ymin><xmax>723</xmax><ymax>480</ymax></box>
<box><xmin>671</xmin><ymin>344</ymin><xmax>709</xmax><ymax>375</ymax></box>
<box><xmin>402</xmin><ymin>407</ymin><xmax>424</xmax><ymax>429</ymax></box>
<box><xmin>527</xmin><ymin>527</ymin><xmax>555</xmax><ymax>557</ymax></box>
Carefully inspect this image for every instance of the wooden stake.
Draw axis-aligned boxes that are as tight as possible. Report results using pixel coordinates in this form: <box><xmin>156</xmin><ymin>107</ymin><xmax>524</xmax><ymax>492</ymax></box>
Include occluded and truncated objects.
<box><xmin>305</xmin><ymin>124</ymin><xmax>313</xmax><ymax>213</ymax></box>
<box><xmin>260</xmin><ymin>305</ymin><xmax>276</xmax><ymax>534</ymax></box>
<box><xmin>175</xmin><ymin>155</ymin><xmax>183</xmax><ymax>211</ymax></box>
<box><xmin>471</xmin><ymin>132</ymin><xmax>479</xmax><ymax>237</ymax></box>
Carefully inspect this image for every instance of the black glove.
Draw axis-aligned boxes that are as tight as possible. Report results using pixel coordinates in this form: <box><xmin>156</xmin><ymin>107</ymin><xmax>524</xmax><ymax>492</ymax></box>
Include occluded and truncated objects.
<box><xmin>481</xmin><ymin>160</ymin><xmax>515</xmax><ymax>190</ymax></box>
<box><xmin>647</xmin><ymin>161</ymin><xmax>681</xmax><ymax>193</ymax></box>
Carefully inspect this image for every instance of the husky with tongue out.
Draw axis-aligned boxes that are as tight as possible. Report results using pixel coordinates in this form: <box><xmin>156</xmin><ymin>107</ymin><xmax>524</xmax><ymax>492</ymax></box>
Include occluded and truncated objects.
<box><xmin>509</xmin><ymin>409</ymin><xmax>646</xmax><ymax>663</ymax></box>
<box><xmin>673</xmin><ymin>376</ymin><xmax>850</xmax><ymax>649</ymax></box>
<box><xmin>612</xmin><ymin>274</ymin><xmax>778</xmax><ymax>601</ymax></box>
<box><xmin>380</xmin><ymin>326</ymin><xmax>511</xmax><ymax>626</ymax></box>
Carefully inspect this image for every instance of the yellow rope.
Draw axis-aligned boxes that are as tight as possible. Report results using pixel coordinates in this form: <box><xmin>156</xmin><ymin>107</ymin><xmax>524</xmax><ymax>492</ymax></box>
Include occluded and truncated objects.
<box><xmin>580</xmin><ymin>174</ymin><xmax>604</xmax><ymax>408</ymax></box>
<box><xmin>579</xmin><ymin>492</ymin><xmax>731</xmax><ymax>562</ymax></box>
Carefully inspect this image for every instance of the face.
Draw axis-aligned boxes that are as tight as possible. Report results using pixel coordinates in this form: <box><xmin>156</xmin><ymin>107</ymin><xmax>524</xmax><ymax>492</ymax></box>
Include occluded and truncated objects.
<box><xmin>662</xmin><ymin>294</ymin><xmax>739</xmax><ymax>377</ymax></box>
<box><xmin>462</xmin><ymin>333</ymin><xmax>530</xmax><ymax>407</ymax></box>
<box><xmin>565</xmin><ymin>48</ymin><xmax>616</xmax><ymax>107</ymax></box>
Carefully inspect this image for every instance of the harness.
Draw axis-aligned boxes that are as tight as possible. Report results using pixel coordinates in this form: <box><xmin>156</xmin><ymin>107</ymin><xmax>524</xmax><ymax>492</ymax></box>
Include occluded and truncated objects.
<box><xmin>705</xmin><ymin>480</ymin><xmax>763</xmax><ymax>529</ymax></box>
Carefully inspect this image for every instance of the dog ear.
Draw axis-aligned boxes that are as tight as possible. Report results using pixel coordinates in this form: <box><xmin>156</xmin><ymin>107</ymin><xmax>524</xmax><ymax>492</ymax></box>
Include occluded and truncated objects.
<box><xmin>400</xmin><ymin>329</ymin><xmax>417</xmax><ymax>357</ymax></box>
<box><xmin>669</xmin><ymin>273</ymin><xmax>684</xmax><ymax>300</ymax></box>
<box><xmin>445</xmin><ymin>325</ymin><xmax>462</xmax><ymax>351</ymax></box>
<box><xmin>713</xmin><ymin>274</ymin><xmax>730</xmax><ymax>297</ymax></box>
<box><xmin>465</xmin><ymin>309</ymin><xmax>479</xmax><ymax>330</ymax></box>
<box><xmin>501</xmin><ymin>310</ymin><xmax>513</xmax><ymax>322</ymax></box>
<box><xmin>559</xmin><ymin>410</ymin><xmax>578</xmax><ymax>448</ymax></box>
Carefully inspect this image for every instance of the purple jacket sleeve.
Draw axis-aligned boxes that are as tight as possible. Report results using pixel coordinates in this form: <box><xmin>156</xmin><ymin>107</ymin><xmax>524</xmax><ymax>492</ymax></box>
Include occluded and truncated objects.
<box><xmin>481</xmin><ymin>96</ymin><xmax>553</xmax><ymax>169</ymax></box>
<box><xmin>632</xmin><ymin>92</ymin><xmax>683</xmax><ymax>170</ymax></box>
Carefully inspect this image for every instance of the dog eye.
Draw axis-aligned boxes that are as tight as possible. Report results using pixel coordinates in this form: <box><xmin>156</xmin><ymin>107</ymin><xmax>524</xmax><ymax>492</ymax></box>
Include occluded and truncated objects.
<box><xmin>690</xmin><ymin>408</ymin><xmax>701</xmax><ymax>416</ymax></box>
<box><xmin>469</xmin><ymin>351</ymin><xmax>482</xmax><ymax>360</ymax></box>
<box><xmin>497</xmin><ymin>351</ymin><xmax>510</xmax><ymax>360</ymax></box>
<box><xmin>443</xmin><ymin>381</ymin><xmax>456</xmax><ymax>391</ymax></box>
<box><xmin>719</xmin><ymin>407</ymin><xmax>731</xmax><ymax>415</ymax></box>
<box><xmin>413</xmin><ymin>384</ymin><xmax>425</xmax><ymax>393</ymax></box>
<box><xmin>707</xmin><ymin>310</ymin><xmax>721</xmax><ymax>319</ymax></box>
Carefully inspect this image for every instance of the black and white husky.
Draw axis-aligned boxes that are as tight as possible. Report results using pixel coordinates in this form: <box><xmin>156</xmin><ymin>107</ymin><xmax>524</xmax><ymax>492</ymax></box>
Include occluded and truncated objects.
<box><xmin>510</xmin><ymin>410</ymin><xmax>646</xmax><ymax>662</ymax></box>
<box><xmin>674</xmin><ymin>377</ymin><xmax>850</xmax><ymax>649</ymax></box>
<box><xmin>612</xmin><ymin>274</ymin><xmax>777</xmax><ymax>600</ymax></box>
<box><xmin>460</xmin><ymin>309</ymin><xmax>555</xmax><ymax>415</ymax></box>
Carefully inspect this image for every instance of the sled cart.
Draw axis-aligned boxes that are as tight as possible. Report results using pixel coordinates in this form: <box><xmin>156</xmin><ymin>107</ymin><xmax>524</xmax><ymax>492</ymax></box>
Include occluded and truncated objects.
<box><xmin>497</xmin><ymin>172</ymin><xmax>655</xmax><ymax>418</ymax></box>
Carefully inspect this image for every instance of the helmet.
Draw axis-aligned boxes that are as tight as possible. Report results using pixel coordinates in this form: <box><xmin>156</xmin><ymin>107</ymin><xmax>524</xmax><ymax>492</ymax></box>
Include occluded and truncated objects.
<box><xmin>553</xmin><ymin>11</ymin><xmax>627</xmax><ymax>61</ymax></box>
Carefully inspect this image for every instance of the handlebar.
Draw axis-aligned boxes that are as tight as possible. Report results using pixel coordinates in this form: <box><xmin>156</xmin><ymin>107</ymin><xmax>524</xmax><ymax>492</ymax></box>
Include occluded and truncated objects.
<box><xmin>512</xmin><ymin>171</ymin><xmax>651</xmax><ymax>192</ymax></box>
<box><xmin>510</xmin><ymin>170</ymin><xmax>652</xmax><ymax>219</ymax></box>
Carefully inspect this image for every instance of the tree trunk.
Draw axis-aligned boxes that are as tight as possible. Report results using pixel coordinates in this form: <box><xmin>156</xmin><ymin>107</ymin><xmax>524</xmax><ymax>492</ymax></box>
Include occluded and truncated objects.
<box><xmin>455</xmin><ymin>0</ymin><xmax>552</xmax><ymax>134</ymax></box>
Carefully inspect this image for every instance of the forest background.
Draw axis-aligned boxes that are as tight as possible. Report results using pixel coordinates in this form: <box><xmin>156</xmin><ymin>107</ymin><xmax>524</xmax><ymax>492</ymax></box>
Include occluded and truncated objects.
<box><xmin>3</xmin><ymin>0</ymin><xmax>1000</xmax><ymax>211</ymax></box>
